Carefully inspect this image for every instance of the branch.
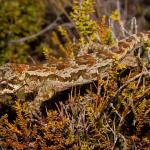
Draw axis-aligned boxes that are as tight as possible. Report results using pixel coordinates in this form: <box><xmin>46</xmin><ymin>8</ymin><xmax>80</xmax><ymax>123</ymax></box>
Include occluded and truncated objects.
<box><xmin>8</xmin><ymin>17</ymin><xmax>73</xmax><ymax>45</ymax></box>
<box><xmin>114</xmin><ymin>70</ymin><xmax>150</xmax><ymax>97</ymax></box>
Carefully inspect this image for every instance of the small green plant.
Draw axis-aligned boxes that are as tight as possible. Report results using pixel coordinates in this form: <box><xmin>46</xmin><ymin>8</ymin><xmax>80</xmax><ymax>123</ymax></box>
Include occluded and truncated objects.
<box><xmin>98</xmin><ymin>15</ymin><xmax>116</xmax><ymax>45</ymax></box>
<box><xmin>143</xmin><ymin>39</ymin><xmax>150</xmax><ymax>62</ymax></box>
<box><xmin>70</xmin><ymin>0</ymin><xmax>98</xmax><ymax>44</ymax></box>
<box><xmin>42</xmin><ymin>26</ymin><xmax>78</xmax><ymax>61</ymax></box>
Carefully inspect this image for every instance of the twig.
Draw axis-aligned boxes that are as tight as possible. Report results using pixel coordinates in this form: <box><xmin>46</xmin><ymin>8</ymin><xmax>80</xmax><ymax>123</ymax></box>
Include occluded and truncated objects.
<box><xmin>8</xmin><ymin>17</ymin><xmax>73</xmax><ymax>45</ymax></box>
<box><xmin>27</xmin><ymin>55</ymin><xmax>36</xmax><ymax>65</ymax></box>
<box><xmin>8</xmin><ymin>17</ymin><xmax>59</xmax><ymax>45</ymax></box>
<box><xmin>114</xmin><ymin>71</ymin><xmax>150</xmax><ymax>97</ymax></box>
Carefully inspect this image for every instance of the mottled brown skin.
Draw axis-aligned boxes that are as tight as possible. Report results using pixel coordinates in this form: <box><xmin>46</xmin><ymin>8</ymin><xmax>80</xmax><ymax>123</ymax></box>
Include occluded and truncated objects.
<box><xmin>0</xmin><ymin>31</ymin><xmax>150</xmax><ymax>116</ymax></box>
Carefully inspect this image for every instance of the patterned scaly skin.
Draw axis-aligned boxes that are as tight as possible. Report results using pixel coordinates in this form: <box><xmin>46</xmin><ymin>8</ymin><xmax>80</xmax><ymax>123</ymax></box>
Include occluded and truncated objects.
<box><xmin>0</xmin><ymin>31</ymin><xmax>150</xmax><ymax>116</ymax></box>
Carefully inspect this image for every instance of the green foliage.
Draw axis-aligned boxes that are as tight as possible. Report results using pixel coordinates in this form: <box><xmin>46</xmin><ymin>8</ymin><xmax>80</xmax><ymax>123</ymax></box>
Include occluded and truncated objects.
<box><xmin>110</xmin><ymin>10</ymin><xmax>121</xmax><ymax>23</ymax></box>
<box><xmin>42</xmin><ymin>26</ymin><xmax>79</xmax><ymax>61</ymax></box>
<box><xmin>142</xmin><ymin>39</ymin><xmax>150</xmax><ymax>63</ymax></box>
<box><xmin>42</xmin><ymin>0</ymin><xmax>118</xmax><ymax>62</ymax></box>
<box><xmin>70</xmin><ymin>0</ymin><xmax>98</xmax><ymax>43</ymax></box>
<box><xmin>0</xmin><ymin>0</ymin><xmax>46</xmax><ymax>64</ymax></box>
<box><xmin>98</xmin><ymin>15</ymin><xmax>116</xmax><ymax>45</ymax></box>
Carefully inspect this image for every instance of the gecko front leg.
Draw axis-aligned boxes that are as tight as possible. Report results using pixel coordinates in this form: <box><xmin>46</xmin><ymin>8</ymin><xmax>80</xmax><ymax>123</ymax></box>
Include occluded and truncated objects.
<box><xmin>27</xmin><ymin>80</ymin><xmax>55</xmax><ymax>117</ymax></box>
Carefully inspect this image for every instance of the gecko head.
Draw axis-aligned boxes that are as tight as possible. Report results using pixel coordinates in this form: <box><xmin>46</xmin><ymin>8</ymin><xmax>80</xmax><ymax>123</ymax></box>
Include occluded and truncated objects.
<box><xmin>0</xmin><ymin>63</ymin><xmax>29</xmax><ymax>95</ymax></box>
<box><xmin>0</xmin><ymin>63</ymin><xmax>29</xmax><ymax>80</ymax></box>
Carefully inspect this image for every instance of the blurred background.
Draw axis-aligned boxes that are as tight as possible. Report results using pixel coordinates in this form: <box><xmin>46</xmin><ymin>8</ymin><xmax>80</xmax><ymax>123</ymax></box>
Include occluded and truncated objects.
<box><xmin>0</xmin><ymin>0</ymin><xmax>150</xmax><ymax>65</ymax></box>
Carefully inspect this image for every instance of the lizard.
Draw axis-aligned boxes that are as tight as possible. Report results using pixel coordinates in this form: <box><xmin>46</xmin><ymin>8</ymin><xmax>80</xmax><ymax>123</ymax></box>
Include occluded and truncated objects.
<box><xmin>0</xmin><ymin>31</ymin><xmax>150</xmax><ymax>116</ymax></box>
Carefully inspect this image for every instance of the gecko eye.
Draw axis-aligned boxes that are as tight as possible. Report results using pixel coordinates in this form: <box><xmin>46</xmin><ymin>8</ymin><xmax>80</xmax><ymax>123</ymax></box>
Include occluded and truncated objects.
<box><xmin>0</xmin><ymin>83</ymin><xmax>9</xmax><ymax>89</ymax></box>
<box><xmin>0</xmin><ymin>83</ymin><xmax>14</xmax><ymax>93</ymax></box>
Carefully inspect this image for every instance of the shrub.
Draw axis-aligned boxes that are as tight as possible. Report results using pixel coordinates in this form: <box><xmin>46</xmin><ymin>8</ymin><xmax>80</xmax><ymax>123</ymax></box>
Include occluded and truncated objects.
<box><xmin>0</xmin><ymin>0</ymin><xmax>46</xmax><ymax>64</ymax></box>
